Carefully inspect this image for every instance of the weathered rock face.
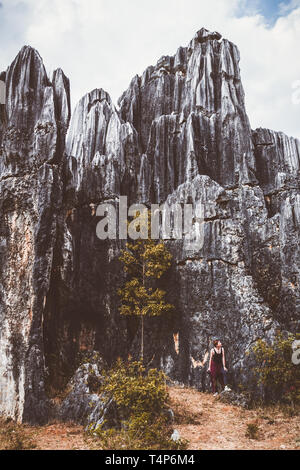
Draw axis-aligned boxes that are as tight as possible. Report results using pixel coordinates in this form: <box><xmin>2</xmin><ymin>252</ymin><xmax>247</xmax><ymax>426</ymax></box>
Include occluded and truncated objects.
<box><xmin>0</xmin><ymin>47</ymin><xmax>70</xmax><ymax>423</ymax></box>
<box><xmin>119</xmin><ymin>27</ymin><xmax>257</xmax><ymax>201</ymax></box>
<box><xmin>252</xmin><ymin>129</ymin><xmax>300</xmax><ymax>328</ymax></box>
<box><xmin>65</xmin><ymin>88</ymin><xmax>140</xmax><ymax>204</ymax></box>
<box><xmin>0</xmin><ymin>28</ymin><xmax>299</xmax><ymax>423</ymax></box>
<box><xmin>58</xmin><ymin>355</ymin><xmax>119</xmax><ymax>430</ymax></box>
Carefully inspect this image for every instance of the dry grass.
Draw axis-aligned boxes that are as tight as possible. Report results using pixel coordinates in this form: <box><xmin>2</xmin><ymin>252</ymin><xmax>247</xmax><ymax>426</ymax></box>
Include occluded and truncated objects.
<box><xmin>0</xmin><ymin>418</ymin><xmax>37</xmax><ymax>450</ymax></box>
<box><xmin>1</xmin><ymin>387</ymin><xmax>299</xmax><ymax>450</ymax></box>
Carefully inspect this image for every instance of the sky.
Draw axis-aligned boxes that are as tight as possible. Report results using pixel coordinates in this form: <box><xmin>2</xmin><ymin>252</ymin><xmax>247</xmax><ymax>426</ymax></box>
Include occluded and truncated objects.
<box><xmin>0</xmin><ymin>0</ymin><xmax>299</xmax><ymax>138</ymax></box>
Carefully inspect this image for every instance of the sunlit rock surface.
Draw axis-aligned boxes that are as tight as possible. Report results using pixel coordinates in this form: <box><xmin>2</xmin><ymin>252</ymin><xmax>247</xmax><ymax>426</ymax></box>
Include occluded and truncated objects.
<box><xmin>0</xmin><ymin>29</ymin><xmax>299</xmax><ymax>423</ymax></box>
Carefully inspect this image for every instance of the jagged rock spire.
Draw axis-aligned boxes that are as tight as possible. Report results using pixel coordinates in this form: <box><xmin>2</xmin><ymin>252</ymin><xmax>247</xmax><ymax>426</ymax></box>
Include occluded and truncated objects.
<box><xmin>0</xmin><ymin>29</ymin><xmax>299</xmax><ymax>425</ymax></box>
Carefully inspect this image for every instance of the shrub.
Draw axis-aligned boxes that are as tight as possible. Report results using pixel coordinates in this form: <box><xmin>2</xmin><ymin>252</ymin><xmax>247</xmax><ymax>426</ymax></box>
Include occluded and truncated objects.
<box><xmin>92</xmin><ymin>414</ymin><xmax>187</xmax><ymax>450</ymax></box>
<box><xmin>245</xmin><ymin>422</ymin><xmax>260</xmax><ymax>440</ymax></box>
<box><xmin>99</xmin><ymin>359</ymin><xmax>167</xmax><ymax>416</ymax></box>
<box><xmin>252</xmin><ymin>332</ymin><xmax>300</xmax><ymax>406</ymax></box>
<box><xmin>89</xmin><ymin>359</ymin><xmax>188</xmax><ymax>450</ymax></box>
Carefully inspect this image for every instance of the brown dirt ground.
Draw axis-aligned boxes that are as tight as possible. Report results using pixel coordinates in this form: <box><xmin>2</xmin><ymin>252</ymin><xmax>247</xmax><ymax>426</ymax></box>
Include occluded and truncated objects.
<box><xmin>29</xmin><ymin>423</ymin><xmax>91</xmax><ymax>450</ymax></box>
<box><xmin>0</xmin><ymin>386</ymin><xmax>299</xmax><ymax>450</ymax></box>
<box><xmin>168</xmin><ymin>387</ymin><xmax>300</xmax><ymax>450</ymax></box>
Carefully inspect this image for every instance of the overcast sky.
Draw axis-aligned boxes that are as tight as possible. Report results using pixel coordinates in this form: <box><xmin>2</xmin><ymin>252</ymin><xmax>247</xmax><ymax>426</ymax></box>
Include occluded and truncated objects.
<box><xmin>0</xmin><ymin>0</ymin><xmax>299</xmax><ymax>138</ymax></box>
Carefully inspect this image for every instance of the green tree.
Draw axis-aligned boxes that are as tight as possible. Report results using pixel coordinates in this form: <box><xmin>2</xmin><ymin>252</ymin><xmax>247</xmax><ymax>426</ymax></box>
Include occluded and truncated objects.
<box><xmin>252</xmin><ymin>332</ymin><xmax>300</xmax><ymax>405</ymax></box>
<box><xmin>118</xmin><ymin>211</ymin><xmax>174</xmax><ymax>361</ymax></box>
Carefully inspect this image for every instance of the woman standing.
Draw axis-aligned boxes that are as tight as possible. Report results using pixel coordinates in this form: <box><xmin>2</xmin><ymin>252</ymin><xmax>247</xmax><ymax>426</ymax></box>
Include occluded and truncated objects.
<box><xmin>208</xmin><ymin>340</ymin><xmax>228</xmax><ymax>396</ymax></box>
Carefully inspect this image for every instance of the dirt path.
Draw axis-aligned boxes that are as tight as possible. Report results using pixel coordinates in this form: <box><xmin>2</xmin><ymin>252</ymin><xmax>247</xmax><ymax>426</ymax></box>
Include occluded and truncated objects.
<box><xmin>1</xmin><ymin>387</ymin><xmax>299</xmax><ymax>450</ymax></box>
<box><xmin>30</xmin><ymin>424</ymin><xmax>91</xmax><ymax>450</ymax></box>
<box><xmin>168</xmin><ymin>387</ymin><xmax>300</xmax><ymax>450</ymax></box>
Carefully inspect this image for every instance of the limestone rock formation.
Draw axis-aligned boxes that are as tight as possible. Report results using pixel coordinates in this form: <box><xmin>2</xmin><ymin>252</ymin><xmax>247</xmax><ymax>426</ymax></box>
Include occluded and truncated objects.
<box><xmin>0</xmin><ymin>29</ymin><xmax>299</xmax><ymax>424</ymax></box>
<box><xmin>119</xmin><ymin>27</ymin><xmax>257</xmax><ymax>201</ymax></box>
<box><xmin>0</xmin><ymin>46</ymin><xmax>70</xmax><ymax>423</ymax></box>
<box><xmin>58</xmin><ymin>355</ymin><xmax>119</xmax><ymax>430</ymax></box>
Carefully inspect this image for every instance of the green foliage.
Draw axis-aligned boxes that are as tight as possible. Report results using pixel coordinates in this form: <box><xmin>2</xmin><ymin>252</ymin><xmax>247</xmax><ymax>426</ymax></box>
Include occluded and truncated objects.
<box><xmin>99</xmin><ymin>359</ymin><xmax>168</xmax><ymax>418</ymax></box>
<box><xmin>91</xmin><ymin>414</ymin><xmax>187</xmax><ymax>450</ymax></box>
<box><xmin>252</xmin><ymin>332</ymin><xmax>300</xmax><ymax>405</ymax></box>
<box><xmin>118</xmin><ymin>278</ymin><xmax>173</xmax><ymax>318</ymax></box>
<box><xmin>90</xmin><ymin>359</ymin><xmax>188</xmax><ymax>450</ymax></box>
<box><xmin>118</xmin><ymin>210</ymin><xmax>174</xmax><ymax>359</ymax></box>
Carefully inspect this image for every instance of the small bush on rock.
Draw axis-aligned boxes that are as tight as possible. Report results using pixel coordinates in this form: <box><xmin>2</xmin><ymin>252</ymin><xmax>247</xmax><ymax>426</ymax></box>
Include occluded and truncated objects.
<box><xmin>89</xmin><ymin>359</ymin><xmax>188</xmax><ymax>450</ymax></box>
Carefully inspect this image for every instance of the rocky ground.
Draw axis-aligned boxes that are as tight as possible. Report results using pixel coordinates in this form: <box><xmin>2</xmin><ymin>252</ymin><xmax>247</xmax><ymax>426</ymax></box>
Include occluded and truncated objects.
<box><xmin>0</xmin><ymin>386</ymin><xmax>299</xmax><ymax>451</ymax></box>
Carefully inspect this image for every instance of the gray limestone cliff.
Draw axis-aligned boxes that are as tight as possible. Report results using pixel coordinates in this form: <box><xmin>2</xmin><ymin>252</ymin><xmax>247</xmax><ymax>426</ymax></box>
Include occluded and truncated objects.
<box><xmin>0</xmin><ymin>46</ymin><xmax>70</xmax><ymax>422</ymax></box>
<box><xmin>0</xmin><ymin>28</ymin><xmax>299</xmax><ymax>423</ymax></box>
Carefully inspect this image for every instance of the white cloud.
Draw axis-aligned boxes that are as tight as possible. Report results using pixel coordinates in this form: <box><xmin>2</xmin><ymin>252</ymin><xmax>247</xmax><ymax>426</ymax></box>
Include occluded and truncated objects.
<box><xmin>0</xmin><ymin>0</ymin><xmax>299</xmax><ymax>138</ymax></box>
<box><xmin>279</xmin><ymin>0</ymin><xmax>300</xmax><ymax>15</ymax></box>
<box><xmin>227</xmin><ymin>8</ymin><xmax>300</xmax><ymax>138</ymax></box>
